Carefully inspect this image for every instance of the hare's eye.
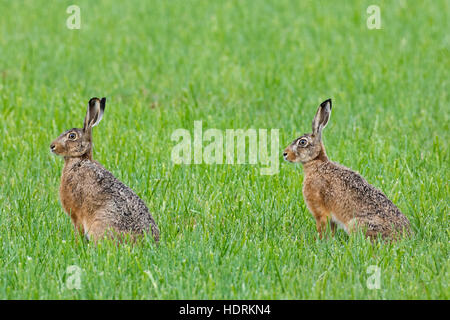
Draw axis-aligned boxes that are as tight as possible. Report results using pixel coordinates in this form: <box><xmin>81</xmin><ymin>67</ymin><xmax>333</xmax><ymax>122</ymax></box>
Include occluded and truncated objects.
<box><xmin>68</xmin><ymin>133</ymin><xmax>77</xmax><ymax>140</ymax></box>
<box><xmin>298</xmin><ymin>138</ymin><xmax>308</xmax><ymax>146</ymax></box>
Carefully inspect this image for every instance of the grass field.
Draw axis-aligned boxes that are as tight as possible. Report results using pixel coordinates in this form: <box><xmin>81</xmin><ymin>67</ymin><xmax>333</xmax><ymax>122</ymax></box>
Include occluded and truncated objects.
<box><xmin>0</xmin><ymin>0</ymin><xmax>448</xmax><ymax>299</ymax></box>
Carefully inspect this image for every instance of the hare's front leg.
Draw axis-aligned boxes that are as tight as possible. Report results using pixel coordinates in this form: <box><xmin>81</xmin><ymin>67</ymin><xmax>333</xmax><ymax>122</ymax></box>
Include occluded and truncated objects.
<box><xmin>307</xmin><ymin>201</ymin><xmax>331</xmax><ymax>239</ymax></box>
<box><xmin>330</xmin><ymin>220</ymin><xmax>337</xmax><ymax>236</ymax></box>
<box><xmin>68</xmin><ymin>212</ymin><xmax>85</xmax><ymax>237</ymax></box>
<box><xmin>315</xmin><ymin>214</ymin><xmax>333</xmax><ymax>239</ymax></box>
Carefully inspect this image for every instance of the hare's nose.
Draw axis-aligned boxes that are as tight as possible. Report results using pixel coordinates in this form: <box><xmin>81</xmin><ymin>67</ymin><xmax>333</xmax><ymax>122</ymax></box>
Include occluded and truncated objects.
<box><xmin>283</xmin><ymin>152</ymin><xmax>287</xmax><ymax>157</ymax></box>
<box><xmin>50</xmin><ymin>143</ymin><xmax>56</xmax><ymax>151</ymax></box>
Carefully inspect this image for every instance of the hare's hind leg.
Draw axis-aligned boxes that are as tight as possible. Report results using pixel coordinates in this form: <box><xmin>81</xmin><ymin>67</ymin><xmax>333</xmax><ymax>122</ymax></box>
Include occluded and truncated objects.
<box><xmin>351</xmin><ymin>215</ymin><xmax>386</xmax><ymax>240</ymax></box>
<box><xmin>85</xmin><ymin>219</ymin><xmax>114</xmax><ymax>243</ymax></box>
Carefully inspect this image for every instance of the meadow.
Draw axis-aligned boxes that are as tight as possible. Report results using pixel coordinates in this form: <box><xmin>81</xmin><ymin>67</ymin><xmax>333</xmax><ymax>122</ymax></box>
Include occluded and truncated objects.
<box><xmin>0</xmin><ymin>0</ymin><xmax>448</xmax><ymax>299</ymax></box>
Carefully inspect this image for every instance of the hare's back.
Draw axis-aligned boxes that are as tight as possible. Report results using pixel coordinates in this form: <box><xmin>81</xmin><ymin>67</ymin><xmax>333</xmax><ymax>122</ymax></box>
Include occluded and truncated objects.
<box><xmin>83</xmin><ymin>161</ymin><xmax>156</xmax><ymax>233</ymax></box>
<box><xmin>324</xmin><ymin>162</ymin><xmax>405</xmax><ymax>219</ymax></box>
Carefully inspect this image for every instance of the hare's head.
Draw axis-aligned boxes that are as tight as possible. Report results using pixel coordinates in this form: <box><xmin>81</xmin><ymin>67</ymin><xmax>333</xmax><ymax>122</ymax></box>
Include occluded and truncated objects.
<box><xmin>50</xmin><ymin>97</ymin><xmax>106</xmax><ymax>159</ymax></box>
<box><xmin>283</xmin><ymin>99</ymin><xmax>331</xmax><ymax>164</ymax></box>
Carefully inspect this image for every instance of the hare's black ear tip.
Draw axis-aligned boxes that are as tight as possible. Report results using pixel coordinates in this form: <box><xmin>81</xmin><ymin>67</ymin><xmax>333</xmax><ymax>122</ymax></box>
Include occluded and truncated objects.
<box><xmin>89</xmin><ymin>97</ymin><xmax>99</xmax><ymax>106</ymax></box>
<box><xmin>321</xmin><ymin>98</ymin><xmax>332</xmax><ymax>109</ymax></box>
<box><xmin>100</xmin><ymin>97</ymin><xmax>106</xmax><ymax>107</ymax></box>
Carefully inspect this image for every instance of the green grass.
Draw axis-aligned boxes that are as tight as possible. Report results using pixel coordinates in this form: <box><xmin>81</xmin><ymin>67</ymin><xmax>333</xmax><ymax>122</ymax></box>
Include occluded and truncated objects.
<box><xmin>0</xmin><ymin>0</ymin><xmax>448</xmax><ymax>299</ymax></box>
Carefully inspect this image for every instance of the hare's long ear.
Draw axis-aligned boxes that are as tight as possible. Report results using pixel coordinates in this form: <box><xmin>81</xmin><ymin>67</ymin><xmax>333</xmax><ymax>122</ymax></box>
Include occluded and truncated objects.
<box><xmin>83</xmin><ymin>97</ymin><xmax>106</xmax><ymax>136</ymax></box>
<box><xmin>312</xmin><ymin>99</ymin><xmax>332</xmax><ymax>137</ymax></box>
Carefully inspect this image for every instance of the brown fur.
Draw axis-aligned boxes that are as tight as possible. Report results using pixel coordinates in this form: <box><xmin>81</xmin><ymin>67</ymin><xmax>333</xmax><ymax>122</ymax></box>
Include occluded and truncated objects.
<box><xmin>283</xmin><ymin>99</ymin><xmax>411</xmax><ymax>240</ymax></box>
<box><xmin>51</xmin><ymin>98</ymin><xmax>159</xmax><ymax>243</ymax></box>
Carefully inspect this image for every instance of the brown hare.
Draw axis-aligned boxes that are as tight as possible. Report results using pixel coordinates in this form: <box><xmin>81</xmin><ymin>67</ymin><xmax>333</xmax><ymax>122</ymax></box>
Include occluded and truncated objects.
<box><xmin>50</xmin><ymin>97</ymin><xmax>159</xmax><ymax>243</ymax></box>
<box><xmin>283</xmin><ymin>99</ymin><xmax>411</xmax><ymax>240</ymax></box>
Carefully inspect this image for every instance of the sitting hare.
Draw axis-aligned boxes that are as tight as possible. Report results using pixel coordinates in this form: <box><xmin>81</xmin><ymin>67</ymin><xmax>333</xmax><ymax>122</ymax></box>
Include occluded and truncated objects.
<box><xmin>50</xmin><ymin>97</ymin><xmax>159</xmax><ymax>243</ymax></box>
<box><xmin>283</xmin><ymin>99</ymin><xmax>411</xmax><ymax>240</ymax></box>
